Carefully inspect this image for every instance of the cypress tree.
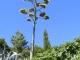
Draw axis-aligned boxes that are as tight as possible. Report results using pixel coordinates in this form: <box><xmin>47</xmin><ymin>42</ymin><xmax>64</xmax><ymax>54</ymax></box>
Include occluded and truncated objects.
<box><xmin>43</xmin><ymin>29</ymin><xmax>51</xmax><ymax>50</ymax></box>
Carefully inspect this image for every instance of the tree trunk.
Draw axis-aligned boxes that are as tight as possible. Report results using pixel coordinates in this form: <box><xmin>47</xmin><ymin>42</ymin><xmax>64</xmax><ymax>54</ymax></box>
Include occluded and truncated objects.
<box><xmin>30</xmin><ymin>0</ymin><xmax>36</xmax><ymax>59</ymax></box>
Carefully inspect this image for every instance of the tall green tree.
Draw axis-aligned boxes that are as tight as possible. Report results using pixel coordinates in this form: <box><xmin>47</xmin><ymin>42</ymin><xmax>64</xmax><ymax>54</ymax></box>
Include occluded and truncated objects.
<box><xmin>11</xmin><ymin>30</ymin><xmax>28</xmax><ymax>54</ymax></box>
<box><xmin>20</xmin><ymin>0</ymin><xmax>50</xmax><ymax>58</ymax></box>
<box><xmin>43</xmin><ymin>29</ymin><xmax>51</xmax><ymax>50</ymax></box>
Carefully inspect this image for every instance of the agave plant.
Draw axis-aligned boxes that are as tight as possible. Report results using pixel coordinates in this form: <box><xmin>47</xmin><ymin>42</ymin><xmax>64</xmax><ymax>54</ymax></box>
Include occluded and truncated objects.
<box><xmin>20</xmin><ymin>0</ymin><xmax>50</xmax><ymax>59</ymax></box>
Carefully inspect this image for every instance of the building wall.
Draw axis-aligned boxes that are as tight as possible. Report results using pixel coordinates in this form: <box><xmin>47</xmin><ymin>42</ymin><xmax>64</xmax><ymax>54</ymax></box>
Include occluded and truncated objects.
<box><xmin>0</xmin><ymin>46</ymin><xmax>4</xmax><ymax>54</ymax></box>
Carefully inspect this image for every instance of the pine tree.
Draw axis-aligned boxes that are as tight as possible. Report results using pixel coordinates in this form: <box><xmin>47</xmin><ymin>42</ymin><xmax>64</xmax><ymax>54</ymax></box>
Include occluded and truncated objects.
<box><xmin>43</xmin><ymin>29</ymin><xmax>51</xmax><ymax>50</ymax></box>
<box><xmin>11</xmin><ymin>30</ymin><xmax>28</xmax><ymax>53</ymax></box>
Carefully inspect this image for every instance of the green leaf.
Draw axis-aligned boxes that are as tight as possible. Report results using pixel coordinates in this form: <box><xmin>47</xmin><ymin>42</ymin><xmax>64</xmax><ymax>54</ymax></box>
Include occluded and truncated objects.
<box><xmin>20</xmin><ymin>8</ymin><xmax>27</xmax><ymax>14</ymax></box>
<box><xmin>28</xmin><ymin>8</ymin><xmax>34</xmax><ymax>12</ymax></box>
<box><xmin>39</xmin><ymin>12</ymin><xmax>46</xmax><ymax>17</ymax></box>
<box><xmin>39</xmin><ymin>4</ymin><xmax>46</xmax><ymax>8</ymax></box>
<box><xmin>44</xmin><ymin>0</ymin><xmax>50</xmax><ymax>4</ymax></box>
<box><xmin>27</xmin><ymin>18</ymin><xmax>31</xmax><ymax>22</ymax></box>
<box><xmin>28</xmin><ymin>13</ymin><xmax>34</xmax><ymax>17</ymax></box>
<box><xmin>44</xmin><ymin>15</ymin><xmax>49</xmax><ymax>20</ymax></box>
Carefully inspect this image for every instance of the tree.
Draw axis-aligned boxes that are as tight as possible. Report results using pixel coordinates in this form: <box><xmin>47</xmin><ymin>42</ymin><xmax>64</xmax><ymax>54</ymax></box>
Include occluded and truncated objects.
<box><xmin>21</xmin><ymin>49</ymin><xmax>30</xmax><ymax>58</ymax></box>
<box><xmin>43</xmin><ymin>29</ymin><xmax>51</xmax><ymax>50</ymax></box>
<box><xmin>0</xmin><ymin>38</ymin><xmax>10</xmax><ymax>59</ymax></box>
<box><xmin>0</xmin><ymin>38</ymin><xmax>10</xmax><ymax>51</ymax></box>
<box><xmin>34</xmin><ymin>45</ymin><xmax>44</xmax><ymax>56</ymax></box>
<box><xmin>32</xmin><ymin>37</ymin><xmax>80</xmax><ymax>60</ymax></box>
<box><xmin>0</xmin><ymin>38</ymin><xmax>6</xmax><ymax>47</ymax></box>
<box><xmin>74</xmin><ymin>36</ymin><xmax>80</xmax><ymax>43</ymax></box>
<box><xmin>20</xmin><ymin>0</ymin><xmax>50</xmax><ymax>59</ymax></box>
<box><xmin>11</xmin><ymin>30</ymin><xmax>28</xmax><ymax>54</ymax></box>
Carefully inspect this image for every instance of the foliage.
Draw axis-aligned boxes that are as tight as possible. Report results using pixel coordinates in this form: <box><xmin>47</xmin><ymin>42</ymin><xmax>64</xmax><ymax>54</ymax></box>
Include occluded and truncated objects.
<box><xmin>39</xmin><ymin>4</ymin><xmax>46</xmax><ymax>8</ymax></box>
<box><xmin>43</xmin><ymin>29</ymin><xmax>51</xmax><ymax>50</ymax></box>
<box><xmin>21</xmin><ymin>49</ymin><xmax>30</xmax><ymax>58</ymax></box>
<box><xmin>0</xmin><ymin>38</ymin><xmax>10</xmax><ymax>51</ymax></box>
<box><xmin>20</xmin><ymin>0</ymin><xmax>50</xmax><ymax>22</ymax></box>
<box><xmin>0</xmin><ymin>38</ymin><xmax>6</xmax><ymax>47</ymax></box>
<box><xmin>44</xmin><ymin>0</ymin><xmax>50</xmax><ymax>4</ymax></box>
<box><xmin>32</xmin><ymin>36</ymin><xmax>80</xmax><ymax>60</ymax></box>
<box><xmin>34</xmin><ymin>45</ymin><xmax>45</xmax><ymax>56</ymax></box>
<box><xmin>20</xmin><ymin>8</ymin><xmax>28</xmax><ymax>14</ymax></box>
<box><xmin>11</xmin><ymin>30</ymin><xmax>29</xmax><ymax>57</ymax></box>
<box><xmin>1</xmin><ymin>32</ymin><xmax>80</xmax><ymax>60</ymax></box>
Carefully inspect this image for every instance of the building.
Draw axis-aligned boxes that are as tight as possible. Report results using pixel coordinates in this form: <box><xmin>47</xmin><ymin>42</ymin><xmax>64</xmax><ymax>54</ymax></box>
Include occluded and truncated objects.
<box><xmin>0</xmin><ymin>46</ymin><xmax>4</xmax><ymax>54</ymax></box>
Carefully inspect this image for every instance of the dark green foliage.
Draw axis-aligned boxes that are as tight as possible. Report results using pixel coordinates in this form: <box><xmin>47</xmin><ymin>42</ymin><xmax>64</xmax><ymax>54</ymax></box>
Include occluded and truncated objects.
<box><xmin>0</xmin><ymin>38</ymin><xmax>6</xmax><ymax>47</ymax></box>
<box><xmin>0</xmin><ymin>38</ymin><xmax>10</xmax><ymax>51</ymax></box>
<box><xmin>39</xmin><ymin>12</ymin><xmax>46</xmax><ymax>17</ymax></box>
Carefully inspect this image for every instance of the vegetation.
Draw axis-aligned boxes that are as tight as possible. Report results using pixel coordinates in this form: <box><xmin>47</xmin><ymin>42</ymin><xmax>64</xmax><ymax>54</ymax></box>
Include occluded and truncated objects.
<box><xmin>0</xmin><ymin>38</ymin><xmax>10</xmax><ymax>51</ymax></box>
<box><xmin>43</xmin><ymin>29</ymin><xmax>51</xmax><ymax>50</ymax></box>
<box><xmin>0</xmin><ymin>30</ymin><xmax>80</xmax><ymax>60</ymax></box>
<box><xmin>20</xmin><ymin>0</ymin><xmax>50</xmax><ymax>58</ymax></box>
<box><xmin>11</xmin><ymin>30</ymin><xmax>29</xmax><ymax>58</ymax></box>
<box><xmin>0</xmin><ymin>0</ymin><xmax>80</xmax><ymax>60</ymax></box>
<box><xmin>32</xmin><ymin>37</ymin><xmax>80</xmax><ymax>60</ymax></box>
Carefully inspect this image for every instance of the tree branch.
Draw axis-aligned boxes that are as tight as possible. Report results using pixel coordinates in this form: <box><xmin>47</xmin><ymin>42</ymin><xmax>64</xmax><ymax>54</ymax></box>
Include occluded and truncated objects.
<box><xmin>36</xmin><ymin>7</ymin><xmax>43</xmax><ymax>12</ymax></box>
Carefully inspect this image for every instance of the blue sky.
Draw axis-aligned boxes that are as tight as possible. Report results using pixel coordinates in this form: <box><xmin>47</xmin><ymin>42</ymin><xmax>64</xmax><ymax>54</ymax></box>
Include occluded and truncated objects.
<box><xmin>0</xmin><ymin>0</ymin><xmax>80</xmax><ymax>47</ymax></box>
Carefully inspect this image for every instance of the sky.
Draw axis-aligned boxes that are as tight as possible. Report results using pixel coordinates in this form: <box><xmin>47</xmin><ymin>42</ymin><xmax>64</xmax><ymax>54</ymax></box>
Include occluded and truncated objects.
<box><xmin>0</xmin><ymin>0</ymin><xmax>80</xmax><ymax>47</ymax></box>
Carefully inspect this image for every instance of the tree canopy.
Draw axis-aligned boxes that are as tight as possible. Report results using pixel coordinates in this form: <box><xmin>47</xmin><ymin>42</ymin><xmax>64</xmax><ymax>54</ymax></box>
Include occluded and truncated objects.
<box><xmin>43</xmin><ymin>29</ymin><xmax>51</xmax><ymax>50</ymax></box>
<box><xmin>0</xmin><ymin>38</ymin><xmax>10</xmax><ymax>51</ymax></box>
<box><xmin>11</xmin><ymin>30</ymin><xmax>28</xmax><ymax>54</ymax></box>
<box><xmin>32</xmin><ymin>36</ymin><xmax>80</xmax><ymax>60</ymax></box>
